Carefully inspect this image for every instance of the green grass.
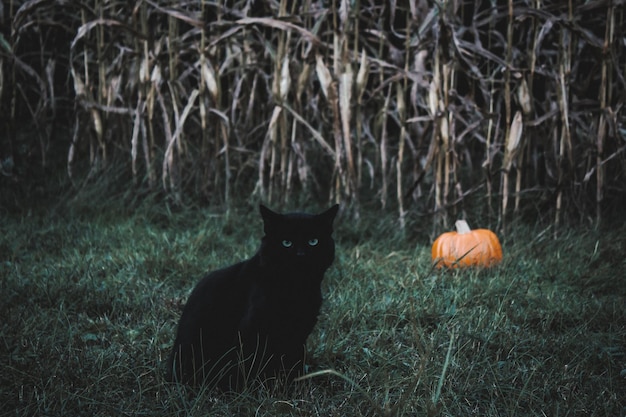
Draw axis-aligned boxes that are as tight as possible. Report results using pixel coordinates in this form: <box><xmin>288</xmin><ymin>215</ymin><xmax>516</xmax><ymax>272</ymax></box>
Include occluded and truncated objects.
<box><xmin>1</xmin><ymin>202</ymin><xmax>625</xmax><ymax>416</ymax></box>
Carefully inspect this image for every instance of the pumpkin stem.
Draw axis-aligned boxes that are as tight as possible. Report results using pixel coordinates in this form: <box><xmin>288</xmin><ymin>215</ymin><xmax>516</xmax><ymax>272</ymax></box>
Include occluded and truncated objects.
<box><xmin>455</xmin><ymin>219</ymin><xmax>472</xmax><ymax>234</ymax></box>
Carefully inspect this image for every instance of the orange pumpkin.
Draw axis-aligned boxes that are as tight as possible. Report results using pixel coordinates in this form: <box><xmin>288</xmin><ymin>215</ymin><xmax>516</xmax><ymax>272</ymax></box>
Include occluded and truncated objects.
<box><xmin>432</xmin><ymin>220</ymin><xmax>502</xmax><ymax>268</ymax></box>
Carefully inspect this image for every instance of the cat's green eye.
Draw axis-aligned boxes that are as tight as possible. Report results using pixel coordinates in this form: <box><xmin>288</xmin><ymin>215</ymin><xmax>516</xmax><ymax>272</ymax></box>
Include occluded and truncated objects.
<box><xmin>282</xmin><ymin>240</ymin><xmax>293</xmax><ymax>248</ymax></box>
<box><xmin>308</xmin><ymin>238</ymin><xmax>319</xmax><ymax>246</ymax></box>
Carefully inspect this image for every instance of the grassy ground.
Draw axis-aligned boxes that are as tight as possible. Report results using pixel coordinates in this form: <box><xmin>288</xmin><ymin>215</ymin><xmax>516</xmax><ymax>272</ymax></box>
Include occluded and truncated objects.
<box><xmin>1</xmin><ymin>199</ymin><xmax>625</xmax><ymax>416</ymax></box>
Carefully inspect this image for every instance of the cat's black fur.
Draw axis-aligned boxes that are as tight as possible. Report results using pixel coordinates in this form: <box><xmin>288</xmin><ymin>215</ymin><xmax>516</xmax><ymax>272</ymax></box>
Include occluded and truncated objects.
<box><xmin>166</xmin><ymin>204</ymin><xmax>339</xmax><ymax>390</ymax></box>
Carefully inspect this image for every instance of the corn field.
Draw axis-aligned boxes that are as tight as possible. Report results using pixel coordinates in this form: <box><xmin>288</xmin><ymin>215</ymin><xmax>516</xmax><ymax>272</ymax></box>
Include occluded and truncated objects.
<box><xmin>1</xmin><ymin>0</ymin><xmax>625</xmax><ymax>231</ymax></box>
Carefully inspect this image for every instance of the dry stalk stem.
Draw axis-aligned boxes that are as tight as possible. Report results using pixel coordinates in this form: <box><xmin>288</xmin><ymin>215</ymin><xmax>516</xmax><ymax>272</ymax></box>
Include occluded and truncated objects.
<box><xmin>555</xmin><ymin>2</ymin><xmax>574</xmax><ymax>236</ymax></box>
<box><xmin>380</xmin><ymin>87</ymin><xmax>391</xmax><ymax>209</ymax></box>
<box><xmin>396</xmin><ymin>80</ymin><xmax>407</xmax><ymax>230</ymax></box>
<box><xmin>595</xmin><ymin>3</ymin><xmax>615</xmax><ymax>227</ymax></box>
<box><xmin>355</xmin><ymin>48</ymin><xmax>369</xmax><ymax>190</ymax></box>
<box><xmin>501</xmin><ymin>111</ymin><xmax>523</xmax><ymax>234</ymax></box>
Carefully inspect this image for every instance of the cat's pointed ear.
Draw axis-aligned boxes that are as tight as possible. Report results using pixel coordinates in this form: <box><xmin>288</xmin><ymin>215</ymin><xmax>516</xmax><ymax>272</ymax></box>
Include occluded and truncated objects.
<box><xmin>319</xmin><ymin>204</ymin><xmax>339</xmax><ymax>225</ymax></box>
<box><xmin>260</xmin><ymin>205</ymin><xmax>280</xmax><ymax>233</ymax></box>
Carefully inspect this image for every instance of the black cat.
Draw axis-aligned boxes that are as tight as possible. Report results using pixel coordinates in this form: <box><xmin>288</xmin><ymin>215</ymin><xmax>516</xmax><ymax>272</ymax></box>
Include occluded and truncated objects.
<box><xmin>166</xmin><ymin>204</ymin><xmax>339</xmax><ymax>390</ymax></box>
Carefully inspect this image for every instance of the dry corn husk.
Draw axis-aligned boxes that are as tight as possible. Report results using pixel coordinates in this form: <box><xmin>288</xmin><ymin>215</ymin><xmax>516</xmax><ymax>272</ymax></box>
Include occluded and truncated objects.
<box><xmin>503</xmin><ymin>111</ymin><xmax>523</xmax><ymax>171</ymax></box>
<box><xmin>315</xmin><ymin>54</ymin><xmax>332</xmax><ymax>100</ymax></box>
<box><xmin>517</xmin><ymin>77</ymin><xmax>532</xmax><ymax>116</ymax></box>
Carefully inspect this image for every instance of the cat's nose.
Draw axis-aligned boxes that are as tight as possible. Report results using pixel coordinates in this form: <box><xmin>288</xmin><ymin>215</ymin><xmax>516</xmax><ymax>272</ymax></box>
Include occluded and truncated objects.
<box><xmin>296</xmin><ymin>247</ymin><xmax>306</xmax><ymax>257</ymax></box>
